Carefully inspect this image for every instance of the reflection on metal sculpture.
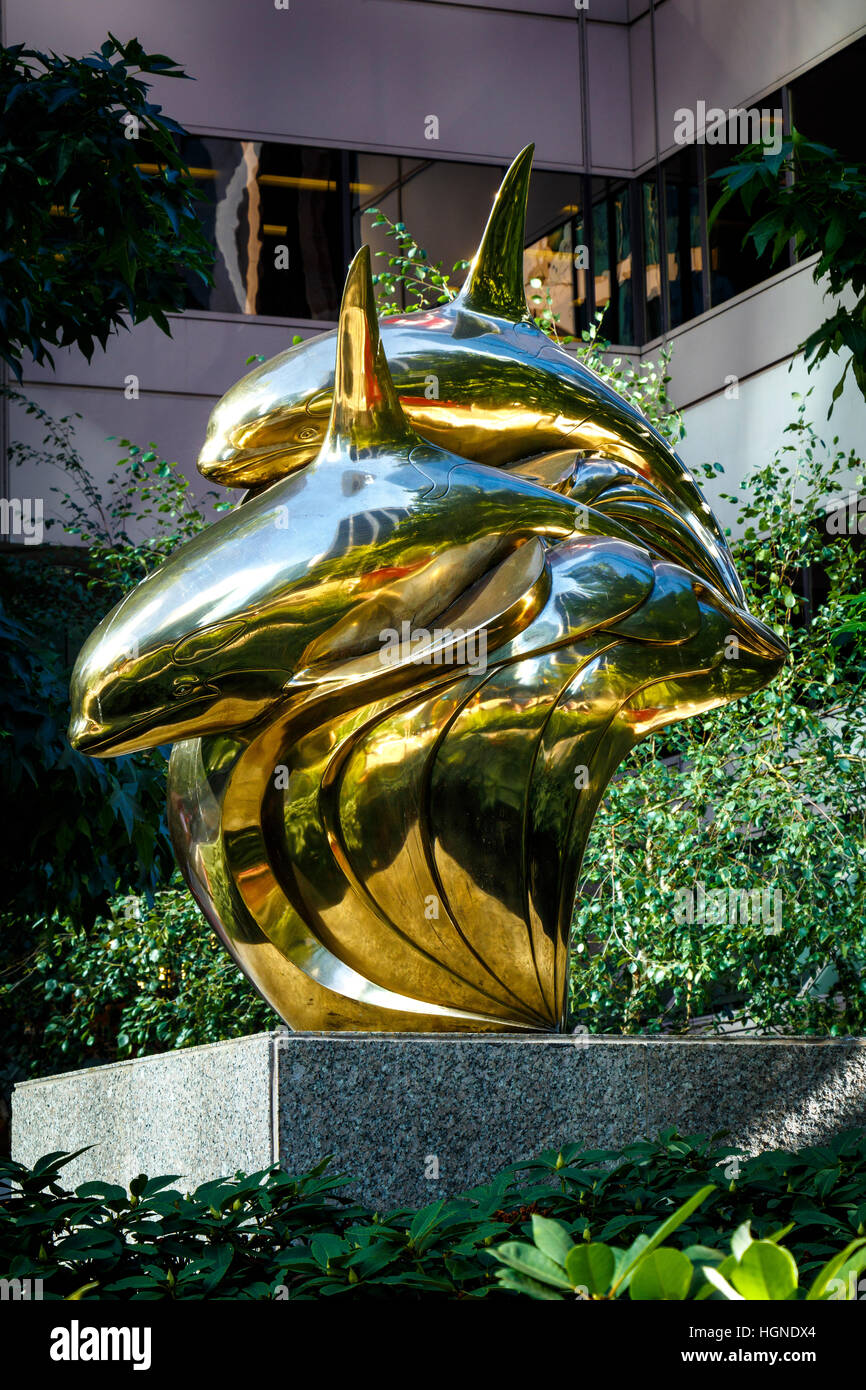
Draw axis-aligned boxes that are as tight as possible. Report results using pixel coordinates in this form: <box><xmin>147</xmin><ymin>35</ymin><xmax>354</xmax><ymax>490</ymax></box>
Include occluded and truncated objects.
<box><xmin>68</xmin><ymin>151</ymin><xmax>786</xmax><ymax>1032</ymax></box>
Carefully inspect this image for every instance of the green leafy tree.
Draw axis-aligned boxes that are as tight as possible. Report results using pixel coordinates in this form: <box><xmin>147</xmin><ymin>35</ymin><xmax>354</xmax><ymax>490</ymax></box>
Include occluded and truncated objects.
<box><xmin>1</xmin><ymin>888</ymin><xmax>275</xmax><ymax>1080</ymax></box>
<box><xmin>0</xmin><ymin>34</ymin><xmax>213</xmax><ymax>378</ymax></box>
<box><xmin>0</xmin><ymin>604</ymin><xmax>174</xmax><ymax>926</ymax></box>
<box><xmin>572</xmin><ymin>395</ymin><xmax>866</xmax><ymax>1034</ymax></box>
<box><xmin>710</xmin><ymin>131</ymin><xmax>866</xmax><ymax>406</ymax></box>
<box><xmin>4</xmin><ymin>388</ymin><xmax>231</xmax><ymax>605</ymax></box>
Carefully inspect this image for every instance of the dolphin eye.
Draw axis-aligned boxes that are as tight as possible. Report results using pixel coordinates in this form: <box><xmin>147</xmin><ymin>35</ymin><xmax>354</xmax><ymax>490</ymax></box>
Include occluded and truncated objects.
<box><xmin>173</xmin><ymin>621</ymin><xmax>246</xmax><ymax>665</ymax></box>
<box><xmin>171</xmin><ymin>673</ymin><xmax>206</xmax><ymax>698</ymax></box>
<box><xmin>296</xmin><ymin>426</ymin><xmax>318</xmax><ymax>442</ymax></box>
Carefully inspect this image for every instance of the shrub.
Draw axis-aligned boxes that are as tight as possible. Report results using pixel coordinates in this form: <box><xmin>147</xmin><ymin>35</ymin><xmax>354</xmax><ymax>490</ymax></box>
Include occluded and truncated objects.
<box><xmin>0</xmin><ymin>603</ymin><xmax>174</xmax><ymax>928</ymax></box>
<box><xmin>3</xmin><ymin>1129</ymin><xmax>866</xmax><ymax>1300</ymax></box>
<box><xmin>1</xmin><ymin>887</ymin><xmax>275</xmax><ymax>1079</ymax></box>
<box><xmin>571</xmin><ymin>398</ymin><xmax>866</xmax><ymax>1034</ymax></box>
<box><xmin>492</xmin><ymin>1197</ymin><xmax>866</xmax><ymax>1301</ymax></box>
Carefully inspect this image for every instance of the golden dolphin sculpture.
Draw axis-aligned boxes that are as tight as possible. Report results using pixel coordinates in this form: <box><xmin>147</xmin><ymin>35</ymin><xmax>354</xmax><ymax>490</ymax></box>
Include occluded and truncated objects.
<box><xmin>197</xmin><ymin>146</ymin><xmax>744</xmax><ymax>608</ymax></box>
<box><xmin>69</xmin><ymin>245</ymin><xmax>785</xmax><ymax>1032</ymax></box>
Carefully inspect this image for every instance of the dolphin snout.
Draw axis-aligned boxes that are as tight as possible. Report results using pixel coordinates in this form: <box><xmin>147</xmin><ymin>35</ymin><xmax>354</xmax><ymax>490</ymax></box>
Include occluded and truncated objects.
<box><xmin>68</xmin><ymin>710</ymin><xmax>108</xmax><ymax>754</ymax></box>
<box><xmin>702</xmin><ymin>584</ymin><xmax>788</xmax><ymax>670</ymax></box>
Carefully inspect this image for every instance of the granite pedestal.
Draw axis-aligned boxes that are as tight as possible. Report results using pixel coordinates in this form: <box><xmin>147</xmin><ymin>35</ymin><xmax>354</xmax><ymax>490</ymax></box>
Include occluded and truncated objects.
<box><xmin>12</xmin><ymin>1032</ymin><xmax>866</xmax><ymax>1207</ymax></box>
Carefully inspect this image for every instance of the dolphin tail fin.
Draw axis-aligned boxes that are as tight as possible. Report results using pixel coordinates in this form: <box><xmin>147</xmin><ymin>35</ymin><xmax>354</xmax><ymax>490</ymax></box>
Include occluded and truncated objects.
<box><xmin>454</xmin><ymin>144</ymin><xmax>534</xmax><ymax>322</ymax></box>
<box><xmin>324</xmin><ymin>245</ymin><xmax>417</xmax><ymax>454</ymax></box>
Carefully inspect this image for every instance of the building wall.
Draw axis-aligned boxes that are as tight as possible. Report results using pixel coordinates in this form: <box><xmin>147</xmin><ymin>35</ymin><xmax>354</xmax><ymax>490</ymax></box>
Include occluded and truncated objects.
<box><xmin>4</xmin><ymin>0</ymin><xmax>588</xmax><ymax>168</ymax></box>
<box><xmin>629</xmin><ymin>0</ymin><xmax>866</xmax><ymax>170</ymax></box>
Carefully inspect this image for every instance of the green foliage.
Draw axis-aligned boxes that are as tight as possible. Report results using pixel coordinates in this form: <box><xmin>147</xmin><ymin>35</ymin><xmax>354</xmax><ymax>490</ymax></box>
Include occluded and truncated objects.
<box><xmin>0</xmin><ymin>390</ymin><xmax>231</xmax><ymax>932</ymax></box>
<box><xmin>0</xmin><ymin>603</ymin><xmax>173</xmax><ymax>928</ymax></box>
<box><xmin>0</xmin><ymin>396</ymin><xmax>235</xmax><ymax>1115</ymax></box>
<box><xmin>3</xmin><ymin>1128</ymin><xmax>866</xmax><ymax>1300</ymax></box>
<box><xmin>571</xmin><ymin>394</ymin><xmax>866</xmax><ymax>1034</ymax></box>
<box><xmin>0</xmin><ymin>35</ymin><xmax>213</xmax><ymax>379</ymax></box>
<box><xmin>1</xmin><ymin>887</ymin><xmax>275</xmax><ymax>1075</ymax></box>
<box><xmin>710</xmin><ymin>131</ymin><xmax>866</xmax><ymax>406</ymax></box>
<box><xmin>365</xmin><ymin>206</ymin><xmax>467</xmax><ymax>313</ymax></box>
<box><xmin>572</xmin><ymin>309</ymin><xmax>685</xmax><ymax>448</ymax></box>
<box><xmin>492</xmin><ymin>1198</ymin><xmax>866</xmax><ymax>1301</ymax></box>
<box><xmin>5</xmin><ymin>388</ymin><xmax>230</xmax><ymax>606</ymax></box>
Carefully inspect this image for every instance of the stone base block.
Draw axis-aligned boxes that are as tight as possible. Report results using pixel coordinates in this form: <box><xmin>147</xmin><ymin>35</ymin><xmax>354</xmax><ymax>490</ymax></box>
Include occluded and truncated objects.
<box><xmin>12</xmin><ymin>1033</ymin><xmax>866</xmax><ymax>1207</ymax></box>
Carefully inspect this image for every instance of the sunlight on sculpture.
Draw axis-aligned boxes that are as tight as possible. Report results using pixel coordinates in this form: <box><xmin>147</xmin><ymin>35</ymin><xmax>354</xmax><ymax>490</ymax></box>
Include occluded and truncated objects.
<box><xmin>68</xmin><ymin>150</ymin><xmax>786</xmax><ymax>1032</ymax></box>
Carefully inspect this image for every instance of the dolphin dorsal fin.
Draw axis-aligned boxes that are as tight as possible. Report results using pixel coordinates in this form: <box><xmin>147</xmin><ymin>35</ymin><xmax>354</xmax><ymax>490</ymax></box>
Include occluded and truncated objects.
<box><xmin>455</xmin><ymin>144</ymin><xmax>534</xmax><ymax>322</ymax></box>
<box><xmin>324</xmin><ymin>245</ymin><xmax>416</xmax><ymax>454</ymax></box>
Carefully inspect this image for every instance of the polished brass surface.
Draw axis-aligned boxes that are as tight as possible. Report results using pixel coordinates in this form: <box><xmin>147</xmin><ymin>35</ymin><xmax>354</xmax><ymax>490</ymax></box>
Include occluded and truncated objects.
<box><xmin>197</xmin><ymin>146</ymin><xmax>745</xmax><ymax>608</ymax></box>
<box><xmin>69</xmin><ymin>185</ymin><xmax>786</xmax><ymax>1032</ymax></box>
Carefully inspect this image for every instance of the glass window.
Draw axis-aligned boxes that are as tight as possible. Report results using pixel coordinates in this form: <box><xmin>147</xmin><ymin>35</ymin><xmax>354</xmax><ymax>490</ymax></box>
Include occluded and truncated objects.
<box><xmin>400</xmin><ymin>159</ymin><xmax>505</xmax><ymax>294</ymax></box>
<box><xmin>704</xmin><ymin>93</ymin><xmax>786</xmax><ymax>308</ymax></box>
<box><xmin>642</xmin><ymin>176</ymin><xmax>662</xmax><ymax>340</ymax></box>
<box><xmin>592</xmin><ymin>180</ymin><xmax>611</xmax><ymax>326</ymax></box>
<box><xmin>351</xmin><ymin>153</ymin><xmax>402</xmax><ymax>305</ymax></box>
<box><xmin>177</xmin><ymin>135</ymin><xmax>254</xmax><ymax>315</ymax></box>
<box><xmin>524</xmin><ymin>221</ymin><xmax>575</xmax><ymax>336</ymax></box>
<box><xmin>664</xmin><ymin>148</ymin><xmax>704</xmax><ymax>328</ymax></box>
<box><xmin>522</xmin><ymin>171</ymin><xmax>589</xmax><ymax>338</ymax></box>
<box><xmin>522</xmin><ymin>175</ymin><xmax>590</xmax><ymax>339</ymax></box>
<box><xmin>789</xmin><ymin>35</ymin><xmax>866</xmax><ymax>162</ymax></box>
<box><xmin>525</xmin><ymin>171</ymin><xmax>584</xmax><ymax>245</ymax></box>
<box><xmin>572</xmin><ymin>210</ymin><xmax>590</xmax><ymax>336</ymax></box>
<box><xmin>613</xmin><ymin>183</ymin><xmax>634</xmax><ymax>345</ymax></box>
<box><xmin>179</xmin><ymin>136</ymin><xmax>345</xmax><ymax>320</ymax></box>
<box><xmin>593</xmin><ymin>180</ymin><xmax>634</xmax><ymax>345</ymax></box>
<box><xmin>254</xmin><ymin>142</ymin><xmax>344</xmax><ymax>319</ymax></box>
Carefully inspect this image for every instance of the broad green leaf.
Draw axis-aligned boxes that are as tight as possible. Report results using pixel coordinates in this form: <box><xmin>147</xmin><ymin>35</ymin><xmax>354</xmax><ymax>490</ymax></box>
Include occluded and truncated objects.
<box><xmin>702</xmin><ymin>1265</ymin><xmax>745</xmax><ymax>1301</ymax></box>
<box><xmin>806</xmin><ymin>1237</ymin><xmax>866</xmax><ymax>1301</ymax></box>
<box><xmin>731</xmin><ymin>1240</ymin><xmax>798</xmax><ymax>1300</ymax></box>
<box><xmin>491</xmin><ymin>1241</ymin><xmax>572</xmax><ymax>1289</ymax></box>
<box><xmin>495</xmin><ymin>1269</ymin><xmax>564</xmax><ymax>1301</ymax></box>
<box><xmin>409</xmin><ymin>1199</ymin><xmax>445</xmax><ymax>1244</ymax></box>
<box><xmin>611</xmin><ymin>1185</ymin><xmax>715</xmax><ymax>1292</ymax></box>
<box><xmin>730</xmin><ymin>1220</ymin><xmax>753</xmax><ymax>1262</ymax></box>
<box><xmin>530</xmin><ymin>1215</ymin><xmax>572</xmax><ymax>1268</ymax></box>
<box><xmin>630</xmin><ymin>1247</ymin><xmax>693</xmax><ymax>1301</ymax></box>
<box><xmin>565</xmin><ymin>1242</ymin><xmax>615</xmax><ymax>1297</ymax></box>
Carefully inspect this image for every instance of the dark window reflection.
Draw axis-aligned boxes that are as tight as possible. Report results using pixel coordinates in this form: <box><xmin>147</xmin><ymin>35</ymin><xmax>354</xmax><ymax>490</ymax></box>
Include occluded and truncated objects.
<box><xmin>642</xmin><ymin>176</ymin><xmax>662</xmax><ymax>340</ymax></box>
<box><xmin>255</xmin><ymin>144</ymin><xmax>344</xmax><ymax>319</ymax></box>
<box><xmin>180</xmin><ymin>137</ymin><xmax>344</xmax><ymax>319</ymax></box>
<box><xmin>351</xmin><ymin>152</ymin><xmax>401</xmax><ymax>301</ymax></box>
<box><xmin>179</xmin><ymin>135</ymin><xmax>249</xmax><ymax>314</ymax></box>
<box><xmin>400</xmin><ymin>159</ymin><xmax>505</xmax><ymax>293</ymax></box>
<box><xmin>705</xmin><ymin>93</ymin><xmax>786</xmax><ymax>308</ymax></box>
<box><xmin>352</xmin><ymin>155</ymin><xmax>504</xmax><ymax>309</ymax></box>
<box><xmin>664</xmin><ymin>148</ymin><xmax>704</xmax><ymax>327</ymax></box>
<box><xmin>593</xmin><ymin>179</ymin><xmax>634</xmax><ymax>345</ymax></box>
<box><xmin>789</xmin><ymin>35</ymin><xmax>866</xmax><ymax>162</ymax></box>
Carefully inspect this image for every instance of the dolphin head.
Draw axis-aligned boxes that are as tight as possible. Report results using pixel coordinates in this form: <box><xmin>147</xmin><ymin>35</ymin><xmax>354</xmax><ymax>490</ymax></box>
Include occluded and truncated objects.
<box><xmin>197</xmin><ymin>330</ymin><xmax>337</xmax><ymax>486</ymax></box>
<box><xmin>69</xmin><ymin>245</ymin><xmax>580</xmax><ymax>759</ymax></box>
<box><xmin>66</xmin><ymin>515</ymin><xmax>296</xmax><ymax>756</ymax></box>
<box><xmin>195</xmin><ymin>147</ymin><xmax>744</xmax><ymax>607</ymax></box>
